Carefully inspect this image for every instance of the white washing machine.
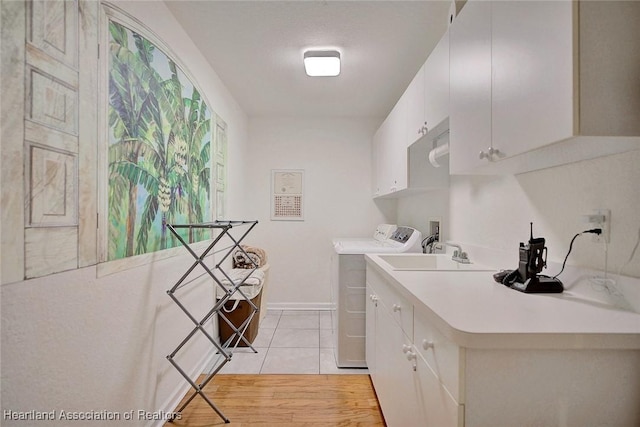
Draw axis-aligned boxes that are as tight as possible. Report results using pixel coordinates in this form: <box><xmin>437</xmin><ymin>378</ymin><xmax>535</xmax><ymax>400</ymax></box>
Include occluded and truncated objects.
<box><xmin>331</xmin><ymin>224</ymin><xmax>422</xmax><ymax>368</ymax></box>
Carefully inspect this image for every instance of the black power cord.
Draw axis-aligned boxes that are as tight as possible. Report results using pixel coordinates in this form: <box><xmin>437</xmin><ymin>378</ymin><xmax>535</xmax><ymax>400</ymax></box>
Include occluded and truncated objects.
<box><xmin>553</xmin><ymin>228</ymin><xmax>602</xmax><ymax>279</ymax></box>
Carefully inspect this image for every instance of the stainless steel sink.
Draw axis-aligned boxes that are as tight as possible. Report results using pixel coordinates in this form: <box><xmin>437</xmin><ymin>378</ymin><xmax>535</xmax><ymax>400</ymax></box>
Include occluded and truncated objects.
<box><xmin>377</xmin><ymin>254</ymin><xmax>494</xmax><ymax>271</ymax></box>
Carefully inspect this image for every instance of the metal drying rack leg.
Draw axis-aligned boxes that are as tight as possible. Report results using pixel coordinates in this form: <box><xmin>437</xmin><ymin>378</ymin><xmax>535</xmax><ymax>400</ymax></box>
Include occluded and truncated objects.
<box><xmin>165</xmin><ymin>220</ymin><xmax>259</xmax><ymax>424</ymax></box>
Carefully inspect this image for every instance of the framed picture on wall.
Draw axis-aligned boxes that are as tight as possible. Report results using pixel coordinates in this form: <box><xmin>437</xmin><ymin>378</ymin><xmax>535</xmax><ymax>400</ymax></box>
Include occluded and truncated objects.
<box><xmin>271</xmin><ymin>169</ymin><xmax>304</xmax><ymax>221</ymax></box>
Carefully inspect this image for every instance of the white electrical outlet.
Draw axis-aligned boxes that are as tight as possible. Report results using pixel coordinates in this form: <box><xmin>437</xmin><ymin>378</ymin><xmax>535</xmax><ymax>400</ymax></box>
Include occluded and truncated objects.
<box><xmin>583</xmin><ymin>209</ymin><xmax>610</xmax><ymax>243</ymax></box>
<box><xmin>427</xmin><ymin>217</ymin><xmax>443</xmax><ymax>253</ymax></box>
<box><xmin>428</xmin><ymin>217</ymin><xmax>441</xmax><ymax>239</ymax></box>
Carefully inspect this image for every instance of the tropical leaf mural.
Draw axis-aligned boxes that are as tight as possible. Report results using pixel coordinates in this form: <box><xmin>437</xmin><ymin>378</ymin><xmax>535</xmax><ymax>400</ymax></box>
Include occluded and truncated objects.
<box><xmin>107</xmin><ymin>20</ymin><xmax>213</xmax><ymax>260</ymax></box>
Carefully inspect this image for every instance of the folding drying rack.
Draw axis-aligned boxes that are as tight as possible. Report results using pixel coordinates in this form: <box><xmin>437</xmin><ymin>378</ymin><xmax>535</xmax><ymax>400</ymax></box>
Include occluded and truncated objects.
<box><xmin>166</xmin><ymin>220</ymin><xmax>260</xmax><ymax>423</ymax></box>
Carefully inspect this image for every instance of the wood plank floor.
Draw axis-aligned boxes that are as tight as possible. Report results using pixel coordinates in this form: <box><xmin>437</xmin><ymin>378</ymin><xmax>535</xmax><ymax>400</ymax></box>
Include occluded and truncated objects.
<box><xmin>167</xmin><ymin>374</ymin><xmax>386</xmax><ymax>426</ymax></box>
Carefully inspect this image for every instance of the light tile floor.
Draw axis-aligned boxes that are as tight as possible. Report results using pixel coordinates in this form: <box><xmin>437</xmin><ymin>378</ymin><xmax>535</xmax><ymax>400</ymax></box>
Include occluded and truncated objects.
<box><xmin>205</xmin><ymin>310</ymin><xmax>368</xmax><ymax>375</ymax></box>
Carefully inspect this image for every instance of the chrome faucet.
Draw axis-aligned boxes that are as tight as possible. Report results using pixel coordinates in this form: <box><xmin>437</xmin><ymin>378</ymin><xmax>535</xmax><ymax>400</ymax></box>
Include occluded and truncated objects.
<box><xmin>443</xmin><ymin>242</ymin><xmax>471</xmax><ymax>264</ymax></box>
<box><xmin>421</xmin><ymin>233</ymin><xmax>439</xmax><ymax>254</ymax></box>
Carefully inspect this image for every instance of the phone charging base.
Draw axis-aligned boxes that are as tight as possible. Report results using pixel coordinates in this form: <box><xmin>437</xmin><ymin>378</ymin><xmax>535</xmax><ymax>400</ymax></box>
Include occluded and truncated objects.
<box><xmin>510</xmin><ymin>276</ymin><xmax>564</xmax><ymax>294</ymax></box>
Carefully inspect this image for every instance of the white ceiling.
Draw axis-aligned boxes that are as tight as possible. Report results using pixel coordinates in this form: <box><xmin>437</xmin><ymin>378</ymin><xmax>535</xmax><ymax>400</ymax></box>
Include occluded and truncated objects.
<box><xmin>164</xmin><ymin>1</ymin><xmax>452</xmax><ymax>120</ymax></box>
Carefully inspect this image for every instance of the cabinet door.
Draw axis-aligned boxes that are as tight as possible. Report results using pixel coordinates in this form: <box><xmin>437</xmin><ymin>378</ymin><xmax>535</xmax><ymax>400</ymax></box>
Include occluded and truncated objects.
<box><xmin>406</xmin><ymin>64</ymin><xmax>427</xmax><ymax>146</ymax></box>
<box><xmin>387</xmin><ymin>96</ymin><xmax>408</xmax><ymax>194</ymax></box>
<box><xmin>374</xmin><ymin>302</ymin><xmax>422</xmax><ymax>427</ymax></box>
<box><xmin>415</xmin><ymin>353</ymin><xmax>462</xmax><ymax>427</ymax></box>
<box><xmin>365</xmin><ymin>284</ymin><xmax>378</xmax><ymax>383</ymax></box>
<box><xmin>373</xmin><ymin>96</ymin><xmax>407</xmax><ymax>197</ymax></box>
<box><xmin>373</xmin><ymin>115</ymin><xmax>391</xmax><ymax>197</ymax></box>
<box><xmin>371</xmin><ymin>127</ymin><xmax>383</xmax><ymax>197</ymax></box>
<box><xmin>423</xmin><ymin>31</ymin><xmax>450</xmax><ymax>133</ymax></box>
<box><xmin>370</xmin><ymin>264</ymin><xmax>414</xmax><ymax>337</ymax></box>
<box><xmin>449</xmin><ymin>0</ymin><xmax>492</xmax><ymax>174</ymax></box>
<box><xmin>491</xmin><ymin>0</ymin><xmax>574</xmax><ymax>158</ymax></box>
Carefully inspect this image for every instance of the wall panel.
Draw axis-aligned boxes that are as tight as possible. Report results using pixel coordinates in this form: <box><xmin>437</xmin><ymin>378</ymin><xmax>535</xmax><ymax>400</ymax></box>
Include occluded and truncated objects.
<box><xmin>22</xmin><ymin>0</ymin><xmax>83</xmax><ymax>279</ymax></box>
<box><xmin>24</xmin><ymin>227</ymin><xmax>78</xmax><ymax>278</ymax></box>
<box><xmin>26</xmin><ymin>67</ymin><xmax>78</xmax><ymax>135</ymax></box>
<box><xmin>28</xmin><ymin>145</ymin><xmax>77</xmax><ymax>226</ymax></box>
<box><xmin>27</xmin><ymin>0</ymin><xmax>78</xmax><ymax>68</ymax></box>
<box><xmin>1</xmin><ymin>0</ymin><xmax>26</xmax><ymax>284</ymax></box>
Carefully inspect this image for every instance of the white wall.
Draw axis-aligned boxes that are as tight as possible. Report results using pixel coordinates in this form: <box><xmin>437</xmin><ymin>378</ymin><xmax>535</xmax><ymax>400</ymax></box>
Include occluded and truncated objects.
<box><xmin>448</xmin><ymin>150</ymin><xmax>640</xmax><ymax>278</ymax></box>
<box><xmin>397</xmin><ymin>188</ymin><xmax>449</xmax><ymax>243</ymax></box>
<box><xmin>396</xmin><ymin>148</ymin><xmax>640</xmax><ymax>280</ymax></box>
<box><xmin>2</xmin><ymin>254</ymin><xmax>216</xmax><ymax>426</ymax></box>
<box><xmin>1</xmin><ymin>1</ymin><xmax>250</xmax><ymax>424</ymax></box>
<box><xmin>243</xmin><ymin>117</ymin><xmax>389</xmax><ymax>308</ymax></box>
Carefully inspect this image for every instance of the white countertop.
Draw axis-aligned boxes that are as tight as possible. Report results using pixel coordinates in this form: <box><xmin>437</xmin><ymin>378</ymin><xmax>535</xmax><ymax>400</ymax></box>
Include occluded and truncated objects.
<box><xmin>365</xmin><ymin>253</ymin><xmax>640</xmax><ymax>350</ymax></box>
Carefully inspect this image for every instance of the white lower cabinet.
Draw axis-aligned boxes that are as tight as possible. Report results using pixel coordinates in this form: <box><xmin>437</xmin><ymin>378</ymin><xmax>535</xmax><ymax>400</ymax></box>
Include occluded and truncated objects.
<box><xmin>374</xmin><ymin>301</ymin><xmax>423</xmax><ymax>426</ymax></box>
<box><xmin>365</xmin><ymin>284</ymin><xmax>378</xmax><ymax>383</ymax></box>
<box><xmin>366</xmin><ymin>266</ymin><xmax>461</xmax><ymax>427</ymax></box>
<box><xmin>366</xmin><ymin>263</ymin><xmax>640</xmax><ymax>427</ymax></box>
<box><xmin>415</xmin><ymin>352</ymin><xmax>462</xmax><ymax>427</ymax></box>
<box><xmin>414</xmin><ymin>306</ymin><xmax>463</xmax><ymax>402</ymax></box>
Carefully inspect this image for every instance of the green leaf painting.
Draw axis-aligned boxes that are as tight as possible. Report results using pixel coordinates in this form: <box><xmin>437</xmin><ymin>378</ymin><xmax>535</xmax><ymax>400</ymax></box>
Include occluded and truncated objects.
<box><xmin>108</xmin><ymin>20</ymin><xmax>212</xmax><ymax>260</ymax></box>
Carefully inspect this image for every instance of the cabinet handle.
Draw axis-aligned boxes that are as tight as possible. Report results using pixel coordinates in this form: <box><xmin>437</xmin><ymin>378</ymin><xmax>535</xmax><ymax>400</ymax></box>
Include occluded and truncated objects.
<box><xmin>392</xmin><ymin>304</ymin><xmax>401</xmax><ymax>312</ymax></box>
<box><xmin>479</xmin><ymin>147</ymin><xmax>502</xmax><ymax>161</ymax></box>
<box><xmin>406</xmin><ymin>350</ymin><xmax>418</xmax><ymax>370</ymax></box>
<box><xmin>422</xmin><ymin>339</ymin><xmax>434</xmax><ymax>350</ymax></box>
<box><xmin>402</xmin><ymin>344</ymin><xmax>411</xmax><ymax>354</ymax></box>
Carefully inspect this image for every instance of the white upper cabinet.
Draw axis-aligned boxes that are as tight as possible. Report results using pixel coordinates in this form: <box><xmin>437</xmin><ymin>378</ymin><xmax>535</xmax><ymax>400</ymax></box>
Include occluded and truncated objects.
<box><xmin>578</xmin><ymin>1</ymin><xmax>640</xmax><ymax>136</ymax></box>
<box><xmin>449</xmin><ymin>0</ymin><xmax>640</xmax><ymax>175</ymax></box>
<box><xmin>423</xmin><ymin>30</ymin><xmax>450</xmax><ymax>138</ymax></box>
<box><xmin>371</xmin><ymin>125</ymin><xmax>383</xmax><ymax>198</ymax></box>
<box><xmin>373</xmin><ymin>28</ymin><xmax>451</xmax><ymax>198</ymax></box>
<box><xmin>387</xmin><ymin>96</ymin><xmax>409</xmax><ymax>194</ymax></box>
<box><xmin>405</xmin><ymin>65</ymin><xmax>427</xmax><ymax>146</ymax></box>
<box><xmin>449</xmin><ymin>0</ymin><xmax>492</xmax><ymax>174</ymax></box>
<box><xmin>491</xmin><ymin>1</ymin><xmax>574</xmax><ymax>158</ymax></box>
<box><xmin>406</xmin><ymin>31</ymin><xmax>451</xmax><ymax>147</ymax></box>
<box><xmin>373</xmin><ymin>96</ymin><xmax>408</xmax><ymax>197</ymax></box>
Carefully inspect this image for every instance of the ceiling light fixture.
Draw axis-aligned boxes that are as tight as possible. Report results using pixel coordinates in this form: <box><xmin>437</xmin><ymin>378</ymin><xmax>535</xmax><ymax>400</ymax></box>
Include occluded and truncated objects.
<box><xmin>303</xmin><ymin>50</ymin><xmax>341</xmax><ymax>77</ymax></box>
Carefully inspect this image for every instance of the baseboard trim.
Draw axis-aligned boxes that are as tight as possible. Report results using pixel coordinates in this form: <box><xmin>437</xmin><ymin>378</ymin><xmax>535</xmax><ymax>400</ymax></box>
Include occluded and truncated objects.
<box><xmin>266</xmin><ymin>302</ymin><xmax>333</xmax><ymax>312</ymax></box>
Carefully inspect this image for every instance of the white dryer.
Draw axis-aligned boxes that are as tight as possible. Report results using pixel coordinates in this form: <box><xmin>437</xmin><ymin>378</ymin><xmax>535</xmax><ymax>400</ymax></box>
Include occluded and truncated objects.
<box><xmin>331</xmin><ymin>224</ymin><xmax>422</xmax><ymax>368</ymax></box>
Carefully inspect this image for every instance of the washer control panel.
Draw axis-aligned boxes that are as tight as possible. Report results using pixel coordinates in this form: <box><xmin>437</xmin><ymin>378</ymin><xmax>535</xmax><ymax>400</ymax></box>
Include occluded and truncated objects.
<box><xmin>390</xmin><ymin>226</ymin><xmax>415</xmax><ymax>244</ymax></box>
